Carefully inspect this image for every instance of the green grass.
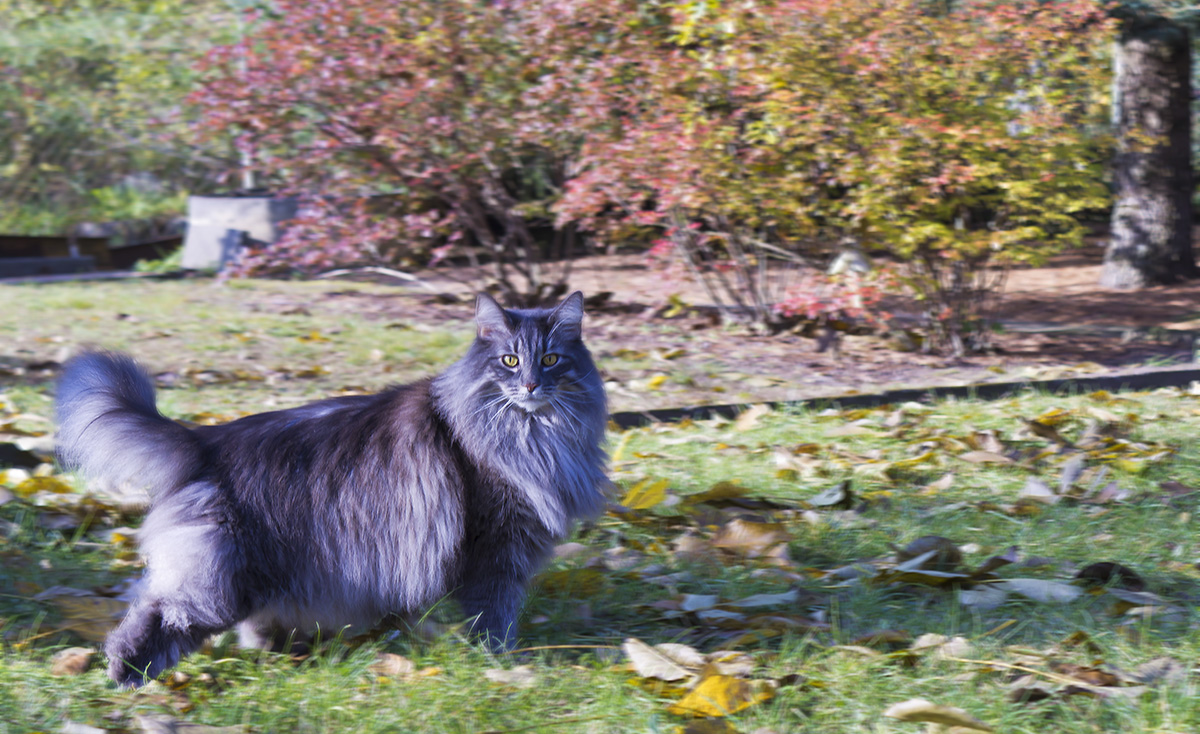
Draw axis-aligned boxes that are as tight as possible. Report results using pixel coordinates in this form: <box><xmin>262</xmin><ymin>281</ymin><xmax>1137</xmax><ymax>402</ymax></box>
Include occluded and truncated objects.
<box><xmin>2</xmin><ymin>279</ymin><xmax>1200</xmax><ymax>733</ymax></box>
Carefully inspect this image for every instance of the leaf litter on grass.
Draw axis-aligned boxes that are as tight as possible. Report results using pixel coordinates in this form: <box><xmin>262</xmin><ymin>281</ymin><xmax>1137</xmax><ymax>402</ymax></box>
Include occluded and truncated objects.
<box><xmin>4</xmin><ymin>360</ymin><xmax>1200</xmax><ymax>730</ymax></box>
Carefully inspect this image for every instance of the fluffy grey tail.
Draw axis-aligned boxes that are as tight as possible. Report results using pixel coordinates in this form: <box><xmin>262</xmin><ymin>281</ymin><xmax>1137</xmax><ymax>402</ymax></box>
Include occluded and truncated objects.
<box><xmin>56</xmin><ymin>351</ymin><xmax>202</xmax><ymax>494</ymax></box>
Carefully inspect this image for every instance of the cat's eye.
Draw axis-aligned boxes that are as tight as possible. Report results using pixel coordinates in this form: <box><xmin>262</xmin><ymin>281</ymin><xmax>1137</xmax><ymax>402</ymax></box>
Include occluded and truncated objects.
<box><xmin>541</xmin><ymin>354</ymin><xmax>559</xmax><ymax>367</ymax></box>
<box><xmin>501</xmin><ymin>354</ymin><xmax>519</xmax><ymax>368</ymax></box>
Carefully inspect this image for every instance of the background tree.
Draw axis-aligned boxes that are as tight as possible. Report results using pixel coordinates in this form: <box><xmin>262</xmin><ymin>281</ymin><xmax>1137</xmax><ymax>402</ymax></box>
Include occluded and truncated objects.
<box><xmin>0</xmin><ymin>0</ymin><xmax>237</xmax><ymax>236</ymax></box>
<box><xmin>1100</xmin><ymin>1</ymin><xmax>1198</xmax><ymax>289</ymax></box>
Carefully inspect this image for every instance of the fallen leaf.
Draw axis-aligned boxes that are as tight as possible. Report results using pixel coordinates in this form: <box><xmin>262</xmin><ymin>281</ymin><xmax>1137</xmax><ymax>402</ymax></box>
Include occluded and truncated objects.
<box><xmin>680</xmin><ymin>594</ymin><xmax>721</xmax><ymax>613</ymax></box>
<box><xmin>1049</xmin><ymin>661</ymin><xmax>1120</xmax><ymax>687</ymax></box>
<box><xmin>959</xmin><ymin>451</ymin><xmax>1012</xmax><ymax>465</ymax></box>
<box><xmin>734</xmin><ymin>404</ymin><xmax>771</xmax><ymax>432</ymax></box>
<box><xmin>808</xmin><ymin>480</ymin><xmax>854</xmax><ymax>510</ymax></box>
<box><xmin>959</xmin><ymin>587</ymin><xmax>1008</xmax><ymax>610</ymax></box>
<box><xmin>724</xmin><ymin>590</ymin><xmax>800</xmax><ymax>609</ymax></box>
<box><xmin>49</xmin><ymin>647</ymin><xmax>95</xmax><ymax>676</ymax></box>
<box><xmin>624</xmin><ymin>638</ymin><xmax>697</xmax><ymax>682</ymax></box>
<box><xmin>995</xmin><ymin>579</ymin><xmax>1083</xmax><ymax>604</ymax></box>
<box><xmin>882</xmin><ymin>698</ymin><xmax>993</xmax><ymax>731</ymax></box>
<box><xmin>1124</xmin><ymin>656</ymin><xmax>1186</xmax><ymax>686</ymax></box>
<box><xmin>711</xmin><ymin>519</ymin><xmax>789</xmax><ymax>558</ymax></box>
<box><xmin>910</xmin><ymin>634</ymin><xmax>972</xmax><ymax>660</ymax></box>
<box><xmin>1018</xmin><ymin>478</ymin><xmax>1059</xmax><ymax>505</ymax></box>
<box><xmin>667</xmin><ymin>675</ymin><xmax>775</xmax><ymax>717</ymax></box>
<box><xmin>621</xmin><ymin>478</ymin><xmax>671</xmax><ymax>510</ymax></box>
<box><xmin>483</xmin><ymin>665</ymin><xmax>537</xmax><ymax>688</ymax></box>
<box><xmin>674</xmin><ymin>720</ymin><xmax>739</xmax><ymax>734</ymax></box>
<box><xmin>1074</xmin><ymin>562</ymin><xmax>1144</xmax><ymax>591</ymax></box>
<box><xmin>368</xmin><ymin>652</ymin><xmax>415</xmax><ymax>677</ymax></box>
<box><xmin>892</xmin><ymin>536</ymin><xmax>962</xmax><ymax>571</ymax></box>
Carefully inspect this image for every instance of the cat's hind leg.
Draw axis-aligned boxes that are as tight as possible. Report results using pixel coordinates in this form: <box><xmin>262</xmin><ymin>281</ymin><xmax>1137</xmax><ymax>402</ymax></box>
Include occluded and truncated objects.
<box><xmin>105</xmin><ymin>600</ymin><xmax>220</xmax><ymax>687</ymax></box>
<box><xmin>106</xmin><ymin>483</ymin><xmax>243</xmax><ymax>687</ymax></box>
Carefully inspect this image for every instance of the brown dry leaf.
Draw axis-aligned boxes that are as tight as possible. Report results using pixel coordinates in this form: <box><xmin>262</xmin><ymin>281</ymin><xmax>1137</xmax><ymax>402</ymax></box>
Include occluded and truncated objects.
<box><xmin>49</xmin><ymin>646</ymin><xmax>95</xmax><ymax>676</ymax></box>
<box><xmin>711</xmin><ymin>519</ymin><xmax>789</xmax><ymax>558</ymax></box>
<box><xmin>733</xmin><ymin>404</ymin><xmax>772</xmax><ymax>432</ymax></box>
<box><xmin>1049</xmin><ymin>662</ymin><xmax>1120</xmax><ymax>687</ymax></box>
<box><xmin>483</xmin><ymin>665</ymin><xmax>537</xmax><ymax>688</ymax></box>
<box><xmin>623</xmin><ymin>638</ymin><xmax>698</xmax><ymax>683</ymax></box>
<box><xmin>1074</xmin><ymin>562</ymin><xmax>1145</xmax><ymax>592</ymax></box>
<box><xmin>667</xmin><ymin>675</ymin><xmax>775</xmax><ymax>717</ymax></box>
<box><xmin>368</xmin><ymin>652</ymin><xmax>416</xmax><ymax>678</ymax></box>
<box><xmin>882</xmin><ymin>698</ymin><xmax>993</xmax><ymax>731</ymax></box>
<box><xmin>1026</xmin><ymin>419</ymin><xmax>1072</xmax><ymax>447</ymax></box>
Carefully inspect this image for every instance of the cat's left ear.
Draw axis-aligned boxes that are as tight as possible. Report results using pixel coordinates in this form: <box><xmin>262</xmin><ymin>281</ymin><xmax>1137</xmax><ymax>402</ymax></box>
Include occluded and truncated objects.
<box><xmin>550</xmin><ymin>291</ymin><xmax>585</xmax><ymax>341</ymax></box>
<box><xmin>476</xmin><ymin>293</ymin><xmax>513</xmax><ymax>340</ymax></box>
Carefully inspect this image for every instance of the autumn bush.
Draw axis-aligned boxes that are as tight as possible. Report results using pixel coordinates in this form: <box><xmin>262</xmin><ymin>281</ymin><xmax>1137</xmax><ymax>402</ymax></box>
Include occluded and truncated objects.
<box><xmin>556</xmin><ymin>0</ymin><xmax>1115</xmax><ymax>350</ymax></box>
<box><xmin>194</xmin><ymin>0</ymin><xmax>644</xmax><ymax>304</ymax></box>
<box><xmin>196</xmin><ymin>0</ymin><xmax>1113</xmax><ymax>339</ymax></box>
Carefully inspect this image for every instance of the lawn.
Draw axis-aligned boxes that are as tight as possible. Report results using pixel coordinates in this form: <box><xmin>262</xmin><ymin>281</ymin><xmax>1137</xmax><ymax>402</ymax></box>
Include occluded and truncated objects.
<box><xmin>1</xmin><ymin>278</ymin><xmax>1199</xmax><ymax>733</ymax></box>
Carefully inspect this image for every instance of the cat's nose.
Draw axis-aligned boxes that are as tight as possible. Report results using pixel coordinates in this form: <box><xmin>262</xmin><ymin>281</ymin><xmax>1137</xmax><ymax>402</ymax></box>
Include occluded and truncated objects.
<box><xmin>524</xmin><ymin>382</ymin><xmax>538</xmax><ymax>393</ymax></box>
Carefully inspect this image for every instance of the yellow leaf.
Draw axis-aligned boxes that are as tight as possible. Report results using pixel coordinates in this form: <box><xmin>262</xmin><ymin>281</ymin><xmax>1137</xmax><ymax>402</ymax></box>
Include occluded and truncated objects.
<box><xmin>621</xmin><ymin>478</ymin><xmax>670</xmax><ymax>510</ymax></box>
<box><xmin>13</xmin><ymin>475</ymin><xmax>74</xmax><ymax>498</ymax></box>
<box><xmin>648</xmin><ymin>374</ymin><xmax>670</xmax><ymax>390</ymax></box>
<box><xmin>667</xmin><ymin>675</ymin><xmax>775</xmax><ymax>717</ymax></box>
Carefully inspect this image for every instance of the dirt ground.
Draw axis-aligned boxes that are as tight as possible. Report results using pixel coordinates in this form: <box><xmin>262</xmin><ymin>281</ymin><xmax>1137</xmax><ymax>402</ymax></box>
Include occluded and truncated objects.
<box><xmin>400</xmin><ymin>242</ymin><xmax>1200</xmax><ymax>408</ymax></box>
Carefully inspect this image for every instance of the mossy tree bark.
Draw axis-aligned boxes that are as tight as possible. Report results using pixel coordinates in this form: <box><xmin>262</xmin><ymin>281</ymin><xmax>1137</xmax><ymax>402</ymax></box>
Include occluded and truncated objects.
<box><xmin>1101</xmin><ymin>12</ymin><xmax>1196</xmax><ymax>289</ymax></box>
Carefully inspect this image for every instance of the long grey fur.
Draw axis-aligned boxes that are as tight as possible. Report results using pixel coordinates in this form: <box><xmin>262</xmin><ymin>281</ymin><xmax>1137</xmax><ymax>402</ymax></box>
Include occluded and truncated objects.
<box><xmin>54</xmin><ymin>291</ymin><xmax>608</xmax><ymax>687</ymax></box>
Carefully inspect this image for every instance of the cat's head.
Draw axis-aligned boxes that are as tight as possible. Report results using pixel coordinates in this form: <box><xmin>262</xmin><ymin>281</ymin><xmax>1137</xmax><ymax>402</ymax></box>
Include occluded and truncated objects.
<box><xmin>472</xmin><ymin>291</ymin><xmax>596</xmax><ymax>414</ymax></box>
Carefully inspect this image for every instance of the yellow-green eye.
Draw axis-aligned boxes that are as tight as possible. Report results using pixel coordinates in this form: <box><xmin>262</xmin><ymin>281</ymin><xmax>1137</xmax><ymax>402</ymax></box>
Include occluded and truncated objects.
<box><xmin>541</xmin><ymin>354</ymin><xmax>559</xmax><ymax>367</ymax></box>
<box><xmin>501</xmin><ymin>354</ymin><xmax>519</xmax><ymax>368</ymax></box>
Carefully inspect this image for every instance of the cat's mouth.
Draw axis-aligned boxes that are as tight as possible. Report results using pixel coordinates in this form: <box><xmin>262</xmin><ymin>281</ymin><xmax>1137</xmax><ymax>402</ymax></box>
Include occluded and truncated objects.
<box><xmin>510</xmin><ymin>393</ymin><xmax>551</xmax><ymax>413</ymax></box>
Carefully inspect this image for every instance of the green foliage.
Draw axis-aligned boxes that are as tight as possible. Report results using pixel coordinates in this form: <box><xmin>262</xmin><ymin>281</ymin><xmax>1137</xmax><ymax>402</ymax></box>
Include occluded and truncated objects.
<box><xmin>559</xmin><ymin>0</ymin><xmax>1117</xmax><ymax>351</ymax></box>
<box><xmin>0</xmin><ymin>0</ymin><xmax>237</xmax><ymax>234</ymax></box>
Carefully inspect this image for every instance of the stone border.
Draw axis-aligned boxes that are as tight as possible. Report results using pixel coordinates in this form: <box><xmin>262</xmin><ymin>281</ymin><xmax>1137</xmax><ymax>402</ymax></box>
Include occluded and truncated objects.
<box><xmin>609</xmin><ymin>366</ymin><xmax>1200</xmax><ymax>429</ymax></box>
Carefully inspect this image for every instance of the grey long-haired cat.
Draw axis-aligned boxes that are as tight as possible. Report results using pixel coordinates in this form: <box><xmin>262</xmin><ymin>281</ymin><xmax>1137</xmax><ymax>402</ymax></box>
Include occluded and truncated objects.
<box><xmin>55</xmin><ymin>291</ymin><xmax>608</xmax><ymax>687</ymax></box>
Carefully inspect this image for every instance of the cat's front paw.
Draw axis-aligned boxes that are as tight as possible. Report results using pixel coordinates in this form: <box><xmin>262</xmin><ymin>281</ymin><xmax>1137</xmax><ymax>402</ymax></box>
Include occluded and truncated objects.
<box><xmin>106</xmin><ymin>652</ymin><xmax>153</xmax><ymax>688</ymax></box>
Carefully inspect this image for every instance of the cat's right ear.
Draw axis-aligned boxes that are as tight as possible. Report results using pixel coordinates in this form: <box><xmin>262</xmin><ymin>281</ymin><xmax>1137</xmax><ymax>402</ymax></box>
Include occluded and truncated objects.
<box><xmin>475</xmin><ymin>293</ymin><xmax>512</xmax><ymax>340</ymax></box>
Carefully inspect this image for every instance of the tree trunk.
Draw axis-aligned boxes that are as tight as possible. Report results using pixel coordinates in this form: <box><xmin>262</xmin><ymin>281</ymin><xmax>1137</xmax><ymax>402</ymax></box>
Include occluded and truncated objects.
<box><xmin>1100</xmin><ymin>14</ymin><xmax>1195</xmax><ymax>289</ymax></box>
